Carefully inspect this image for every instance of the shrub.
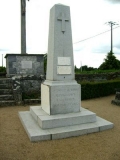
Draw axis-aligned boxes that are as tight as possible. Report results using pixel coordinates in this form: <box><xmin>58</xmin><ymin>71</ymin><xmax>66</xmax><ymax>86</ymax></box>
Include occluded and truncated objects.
<box><xmin>0</xmin><ymin>66</ymin><xmax>6</xmax><ymax>73</ymax></box>
<box><xmin>80</xmin><ymin>80</ymin><xmax>120</xmax><ymax>100</ymax></box>
<box><xmin>22</xmin><ymin>92</ymin><xmax>40</xmax><ymax>100</ymax></box>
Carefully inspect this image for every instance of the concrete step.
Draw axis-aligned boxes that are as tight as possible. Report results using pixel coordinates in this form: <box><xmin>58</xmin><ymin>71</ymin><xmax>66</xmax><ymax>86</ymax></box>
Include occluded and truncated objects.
<box><xmin>0</xmin><ymin>95</ymin><xmax>14</xmax><ymax>100</ymax></box>
<box><xmin>19</xmin><ymin>111</ymin><xmax>114</xmax><ymax>142</ymax></box>
<box><xmin>0</xmin><ymin>84</ymin><xmax>12</xmax><ymax>89</ymax></box>
<box><xmin>30</xmin><ymin>106</ymin><xmax>97</xmax><ymax>129</ymax></box>
<box><xmin>0</xmin><ymin>78</ymin><xmax>12</xmax><ymax>84</ymax></box>
<box><xmin>0</xmin><ymin>100</ymin><xmax>16</xmax><ymax>107</ymax></box>
<box><xmin>0</xmin><ymin>89</ymin><xmax>12</xmax><ymax>94</ymax></box>
<box><xmin>24</xmin><ymin>99</ymin><xmax>41</xmax><ymax>105</ymax></box>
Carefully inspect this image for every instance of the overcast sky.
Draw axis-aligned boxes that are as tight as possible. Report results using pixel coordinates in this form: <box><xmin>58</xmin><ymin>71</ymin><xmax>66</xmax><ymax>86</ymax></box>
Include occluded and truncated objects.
<box><xmin>0</xmin><ymin>0</ymin><xmax>120</xmax><ymax>68</ymax></box>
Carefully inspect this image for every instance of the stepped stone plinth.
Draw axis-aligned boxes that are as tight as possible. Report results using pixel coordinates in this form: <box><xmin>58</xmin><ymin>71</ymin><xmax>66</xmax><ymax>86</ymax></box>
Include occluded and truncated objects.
<box><xmin>19</xmin><ymin>106</ymin><xmax>113</xmax><ymax>141</ymax></box>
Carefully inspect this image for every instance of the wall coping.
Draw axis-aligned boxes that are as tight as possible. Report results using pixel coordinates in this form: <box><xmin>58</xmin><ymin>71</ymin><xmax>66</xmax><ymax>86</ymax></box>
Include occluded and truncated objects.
<box><xmin>5</xmin><ymin>54</ymin><xmax>44</xmax><ymax>58</ymax></box>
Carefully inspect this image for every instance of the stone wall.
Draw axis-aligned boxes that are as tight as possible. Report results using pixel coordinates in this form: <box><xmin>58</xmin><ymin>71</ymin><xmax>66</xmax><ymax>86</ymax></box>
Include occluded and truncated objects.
<box><xmin>12</xmin><ymin>75</ymin><xmax>44</xmax><ymax>104</ymax></box>
<box><xmin>75</xmin><ymin>72</ymin><xmax>120</xmax><ymax>82</ymax></box>
<box><xmin>5</xmin><ymin>54</ymin><xmax>44</xmax><ymax>77</ymax></box>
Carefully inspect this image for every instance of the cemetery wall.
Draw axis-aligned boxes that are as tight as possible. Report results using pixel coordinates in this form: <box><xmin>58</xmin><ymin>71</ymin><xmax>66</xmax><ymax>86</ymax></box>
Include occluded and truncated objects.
<box><xmin>75</xmin><ymin>72</ymin><xmax>120</xmax><ymax>82</ymax></box>
<box><xmin>12</xmin><ymin>75</ymin><xmax>44</xmax><ymax>104</ymax></box>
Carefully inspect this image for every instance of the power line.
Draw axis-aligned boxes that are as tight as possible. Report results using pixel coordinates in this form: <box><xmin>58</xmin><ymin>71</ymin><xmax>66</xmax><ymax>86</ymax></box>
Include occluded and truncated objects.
<box><xmin>73</xmin><ymin>25</ymin><xmax>120</xmax><ymax>44</ymax></box>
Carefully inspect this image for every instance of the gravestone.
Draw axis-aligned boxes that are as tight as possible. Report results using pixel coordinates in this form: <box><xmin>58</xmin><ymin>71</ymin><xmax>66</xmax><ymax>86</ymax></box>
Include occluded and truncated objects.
<box><xmin>19</xmin><ymin>4</ymin><xmax>114</xmax><ymax>142</ymax></box>
<box><xmin>111</xmin><ymin>89</ymin><xmax>120</xmax><ymax>106</ymax></box>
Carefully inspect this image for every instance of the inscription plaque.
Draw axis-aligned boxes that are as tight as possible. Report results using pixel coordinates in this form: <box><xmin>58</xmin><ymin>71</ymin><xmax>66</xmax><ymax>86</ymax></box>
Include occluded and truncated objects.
<box><xmin>21</xmin><ymin>61</ymin><xmax>32</xmax><ymax>69</ymax></box>
<box><xmin>57</xmin><ymin>66</ymin><xmax>72</xmax><ymax>74</ymax></box>
<box><xmin>51</xmin><ymin>85</ymin><xmax>80</xmax><ymax>114</ymax></box>
<box><xmin>58</xmin><ymin>57</ymin><xmax>71</xmax><ymax>65</ymax></box>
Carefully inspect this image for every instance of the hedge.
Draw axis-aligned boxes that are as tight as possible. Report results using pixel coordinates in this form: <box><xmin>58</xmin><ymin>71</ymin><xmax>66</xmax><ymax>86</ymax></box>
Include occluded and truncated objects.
<box><xmin>80</xmin><ymin>80</ymin><xmax>120</xmax><ymax>100</ymax></box>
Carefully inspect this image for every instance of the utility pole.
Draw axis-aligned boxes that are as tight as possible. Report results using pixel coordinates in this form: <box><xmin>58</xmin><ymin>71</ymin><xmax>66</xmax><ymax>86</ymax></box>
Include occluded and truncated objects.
<box><xmin>2</xmin><ymin>54</ymin><xmax>3</xmax><ymax>67</ymax></box>
<box><xmin>106</xmin><ymin>21</ymin><xmax>118</xmax><ymax>53</ymax></box>
<box><xmin>80</xmin><ymin>61</ymin><xmax>82</xmax><ymax>72</ymax></box>
<box><xmin>21</xmin><ymin>0</ymin><xmax>30</xmax><ymax>54</ymax></box>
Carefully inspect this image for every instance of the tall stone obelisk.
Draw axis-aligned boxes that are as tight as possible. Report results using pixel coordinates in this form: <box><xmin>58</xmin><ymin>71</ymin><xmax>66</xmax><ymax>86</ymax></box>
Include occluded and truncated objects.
<box><xmin>46</xmin><ymin>4</ymin><xmax>75</xmax><ymax>81</ymax></box>
<box><xmin>41</xmin><ymin>4</ymin><xmax>81</xmax><ymax>115</ymax></box>
<box><xmin>21</xmin><ymin>0</ymin><xmax>29</xmax><ymax>54</ymax></box>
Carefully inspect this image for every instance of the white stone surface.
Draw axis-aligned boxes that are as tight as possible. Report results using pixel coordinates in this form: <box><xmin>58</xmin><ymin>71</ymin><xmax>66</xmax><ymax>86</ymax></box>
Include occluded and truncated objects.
<box><xmin>58</xmin><ymin>57</ymin><xmax>71</xmax><ymax>65</ymax></box>
<box><xmin>46</xmin><ymin>4</ymin><xmax>75</xmax><ymax>81</ymax></box>
<box><xmin>18</xmin><ymin>109</ymin><xmax>114</xmax><ymax>142</ymax></box>
<box><xmin>41</xmin><ymin>84</ymin><xmax>50</xmax><ymax>115</ymax></box>
<box><xmin>30</xmin><ymin>106</ymin><xmax>47</xmax><ymax>121</ymax></box>
<box><xmin>43</xmin><ymin>80</ymin><xmax>77</xmax><ymax>86</ymax></box>
<box><xmin>48</xmin><ymin>123</ymin><xmax>99</xmax><ymax>140</ymax></box>
<box><xmin>30</xmin><ymin>106</ymin><xmax>96</xmax><ymax>129</ymax></box>
<box><xmin>96</xmin><ymin>117</ymin><xmax>114</xmax><ymax>131</ymax></box>
<box><xmin>57</xmin><ymin>66</ymin><xmax>72</xmax><ymax>74</ymax></box>
<box><xmin>18</xmin><ymin>111</ymin><xmax>51</xmax><ymax>142</ymax></box>
<box><xmin>41</xmin><ymin>83</ymin><xmax>81</xmax><ymax>115</ymax></box>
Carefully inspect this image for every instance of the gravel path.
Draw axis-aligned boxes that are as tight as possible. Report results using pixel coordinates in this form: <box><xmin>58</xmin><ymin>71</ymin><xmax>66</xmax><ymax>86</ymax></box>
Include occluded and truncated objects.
<box><xmin>0</xmin><ymin>95</ymin><xmax>120</xmax><ymax>160</ymax></box>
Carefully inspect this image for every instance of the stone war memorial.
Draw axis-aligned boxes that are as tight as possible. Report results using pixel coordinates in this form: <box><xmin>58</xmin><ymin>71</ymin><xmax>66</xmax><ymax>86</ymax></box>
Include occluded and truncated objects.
<box><xmin>19</xmin><ymin>4</ymin><xmax>114</xmax><ymax>142</ymax></box>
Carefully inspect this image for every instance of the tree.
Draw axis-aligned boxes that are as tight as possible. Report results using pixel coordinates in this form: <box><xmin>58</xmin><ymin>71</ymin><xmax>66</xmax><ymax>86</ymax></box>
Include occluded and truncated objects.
<box><xmin>75</xmin><ymin>65</ymin><xmax>80</xmax><ymax>73</ymax></box>
<box><xmin>80</xmin><ymin>65</ymin><xmax>97</xmax><ymax>71</ymax></box>
<box><xmin>80</xmin><ymin>65</ymin><xmax>88</xmax><ymax>71</ymax></box>
<box><xmin>99</xmin><ymin>51</ymin><xmax>120</xmax><ymax>70</ymax></box>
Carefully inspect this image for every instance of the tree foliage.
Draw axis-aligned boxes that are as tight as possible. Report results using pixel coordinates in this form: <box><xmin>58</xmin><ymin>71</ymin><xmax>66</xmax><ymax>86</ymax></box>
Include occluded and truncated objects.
<box><xmin>0</xmin><ymin>66</ymin><xmax>6</xmax><ymax>73</ymax></box>
<box><xmin>80</xmin><ymin>65</ymin><xmax>96</xmax><ymax>71</ymax></box>
<box><xmin>75</xmin><ymin>65</ymin><xmax>97</xmax><ymax>73</ymax></box>
<box><xmin>99</xmin><ymin>51</ymin><xmax>120</xmax><ymax>70</ymax></box>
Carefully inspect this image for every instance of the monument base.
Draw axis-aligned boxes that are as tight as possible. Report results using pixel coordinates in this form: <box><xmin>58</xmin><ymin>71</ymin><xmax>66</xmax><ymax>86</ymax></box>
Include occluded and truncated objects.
<box><xmin>19</xmin><ymin>106</ymin><xmax>114</xmax><ymax>142</ymax></box>
<box><xmin>41</xmin><ymin>80</ymin><xmax>81</xmax><ymax>115</ymax></box>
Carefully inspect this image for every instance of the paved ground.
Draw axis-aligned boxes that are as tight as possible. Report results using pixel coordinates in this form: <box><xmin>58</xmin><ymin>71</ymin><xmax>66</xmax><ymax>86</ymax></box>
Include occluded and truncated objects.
<box><xmin>0</xmin><ymin>95</ymin><xmax>120</xmax><ymax>160</ymax></box>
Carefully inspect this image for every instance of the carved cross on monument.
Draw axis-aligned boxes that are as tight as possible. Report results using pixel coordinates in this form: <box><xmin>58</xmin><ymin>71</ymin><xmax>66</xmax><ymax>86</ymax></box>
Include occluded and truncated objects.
<box><xmin>57</xmin><ymin>13</ymin><xmax>69</xmax><ymax>33</ymax></box>
<box><xmin>21</xmin><ymin>0</ymin><xmax>29</xmax><ymax>54</ymax></box>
